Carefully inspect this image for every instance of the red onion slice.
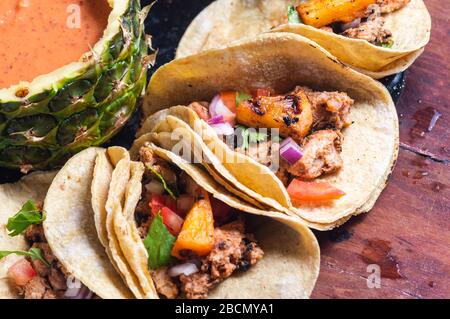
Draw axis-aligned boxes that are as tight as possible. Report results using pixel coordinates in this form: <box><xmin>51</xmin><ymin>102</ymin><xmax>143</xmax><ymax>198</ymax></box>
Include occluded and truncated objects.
<box><xmin>207</xmin><ymin>115</ymin><xmax>225</xmax><ymax>125</ymax></box>
<box><xmin>64</xmin><ymin>282</ymin><xmax>94</xmax><ymax>299</ymax></box>
<box><xmin>209</xmin><ymin>94</ymin><xmax>236</xmax><ymax>124</ymax></box>
<box><xmin>210</xmin><ymin>122</ymin><xmax>235</xmax><ymax>136</ymax></box>
<box><xmin>341</xmin><ymin>18</ymin><xmax>361</xmax><ymax>31</ymax></box>
<box><xmin>280</xmin><ymin>137</ymin><xmax>303</xmax><ymax>165</ymax></box>
<box><xmin>168</xmin><ymin>263</ymin><xmax>199</xmax><ymax>277</ymax></box>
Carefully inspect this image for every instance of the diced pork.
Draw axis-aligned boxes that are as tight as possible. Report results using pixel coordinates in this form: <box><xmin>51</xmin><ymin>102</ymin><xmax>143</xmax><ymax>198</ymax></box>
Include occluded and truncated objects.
<box><xmin>298</xmin><ymin>87</ymin><xmax>354</xmax><ymax>130</ymax></box>
<box><xmin>25</xmin><ymin>224</ymin><xmax>46</xmax><ymax>244</ymax></box>
<box><xmin>179</xmin><ymin>218</ymin><xmax>263</xmax><ymax>299</ymax></box>
<box><xmin>377</xmin><ymin>0</ymin><xmax>410</xmax><ymax>13</ymax></box>
<box><xmin>342</xmin><ymin>5</ymin><xmax>392</xmax><ymax>45</ymax></box>
<box><xmin>151</xmin><ymin>267</ymin><xmax>179</xmax><ymax>299</ymax></box>
<box><xmin>288</xmin><ymin>130</ymin><xmax>344</xmax><ymax>179</ymax></box>
<box><xmin>179</xmin><ymin>273</ymin><xmax>211</xmax><ymax>300</ymax></box>
<box><xmin>139</xmin><ymin>147</ymin><xmax>178</xmax><ymax>186</ymax></box>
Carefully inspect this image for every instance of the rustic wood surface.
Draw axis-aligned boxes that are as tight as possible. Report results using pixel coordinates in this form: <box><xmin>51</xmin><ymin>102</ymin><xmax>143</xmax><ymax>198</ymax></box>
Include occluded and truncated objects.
<box><xmin>311</xmin><ymin>0</ymin><xmax>450</xmax><ymax>299</ymax></box>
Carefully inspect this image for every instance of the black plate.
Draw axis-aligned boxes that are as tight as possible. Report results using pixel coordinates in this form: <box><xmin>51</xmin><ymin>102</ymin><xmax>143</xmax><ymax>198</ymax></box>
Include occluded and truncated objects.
<box><xmin>0</xmin><ymin>0</ymin><xmax>405</xmax><ymax>184</ymax></box>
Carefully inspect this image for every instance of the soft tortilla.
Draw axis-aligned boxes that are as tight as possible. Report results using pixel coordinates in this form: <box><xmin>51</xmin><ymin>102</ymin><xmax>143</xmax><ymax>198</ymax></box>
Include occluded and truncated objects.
<box><xmin>43</xmin><ymin>147</ymin><xmax>133</xmax><ymax>299</ymax></box>
<box><xmin>141</xmin><ymin>33</ymin><xmax>399</xmax><ymax>228</ymax></box>
<box><xmin>176</xmin><ymin>0</ymin><xmax>431</xmax><ymax>78</ymax></box>
<box><xmin>125</xmin><ymin>139</ymin><xmax>320</xmax><ymax>298</ymax></box>
<box><xmin>102</xmin><ymin>147</ymin><xmax>148</xmax><ymax>298</ymax></box>
<box><xmin>0</xmin><ymin>172</ymin><xmax>56</xmax><ymax>299</ymax></box>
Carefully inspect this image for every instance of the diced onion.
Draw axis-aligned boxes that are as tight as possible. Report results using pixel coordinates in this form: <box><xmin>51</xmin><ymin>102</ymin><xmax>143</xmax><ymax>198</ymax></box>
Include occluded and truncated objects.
<box><xmin>207</xmin><ymin>115</ymin><xmax>225</xmax><ymax>125</ymax></box>
<box><xmin>280</xmin><ymin>137</ymin><xmax>303</xmax><ymax>165</ymax></box>
<box><xmin>209</xmin><ymin>94</ymin><xmax>235</xmax><ymax>123</ymax></box>
<box><xmin>168</xmin><ymin>263</ymin><xmax>199</xmax><ymax>277</ymax></box>
<box><xmin>210</xmin><ymin>122</ymin><xmax>235</xmax><ymax>136</ymax></box>
<box><xmin>145</xmin><ymin>180</ymin><xmax>164</xmax><ymax>195</ymax></box>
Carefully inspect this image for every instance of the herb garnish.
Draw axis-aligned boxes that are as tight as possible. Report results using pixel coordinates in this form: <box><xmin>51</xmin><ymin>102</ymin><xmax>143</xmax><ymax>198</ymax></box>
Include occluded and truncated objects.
<box><xmin>144</xmin><ymin>213</ymin><xmax>176</xmax><ymax>269</ymax></box>
<box><xmin>0</xmin><ymin>248</ymin><xmax>50</xmax><ymax>266</ymax></box>
<box><xmin>6</xmin><ymin>200</ymin><xmax>45</xmax><ymax>237</ymax></box>
<box><xmin>288</xmin><ymin>5</ymin><xmax>302</xmax><ymax>24</ymax></box>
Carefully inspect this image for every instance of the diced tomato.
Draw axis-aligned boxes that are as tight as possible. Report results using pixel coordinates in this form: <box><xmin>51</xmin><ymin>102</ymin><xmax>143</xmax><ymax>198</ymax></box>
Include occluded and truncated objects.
<box><xmin>211</xmin><ymin>197</ymin><xmax>233</xmax><ymax>226</ymax></box>
<box><xmin>287</xmin><ymin>179</ymin><xmax>345</xmax><ymax>203</ymax></box>
<box><xmin>220</xmin><ymin>91</ymin><xmax>237</xmax><ymax>113</ymax></box>
<box><xmin>150</xmin><ymin>194</ymin><xmax>166</xmax><ymax>215</ymax></box>
<box><xmin>252</xmin><ymin>88</ymin><xmax>275</xmax><ymax>98</ymax></box>
<box><xmin>7</xmin><ymin>258</ymin><xmax>36</xmax><ymax>286</ymax></box>
<box><xmin>161</xmin><ymin>207</ymin><xmax>184</xmax><ymax>236</ymax></box>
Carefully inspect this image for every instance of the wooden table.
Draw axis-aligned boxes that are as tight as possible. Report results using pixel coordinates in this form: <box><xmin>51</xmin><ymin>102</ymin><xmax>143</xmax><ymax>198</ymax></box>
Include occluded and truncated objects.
<box><xmin>312</xmin><ymin>0</ymin><xmax>450</xmax><ymax>299</ymax></box>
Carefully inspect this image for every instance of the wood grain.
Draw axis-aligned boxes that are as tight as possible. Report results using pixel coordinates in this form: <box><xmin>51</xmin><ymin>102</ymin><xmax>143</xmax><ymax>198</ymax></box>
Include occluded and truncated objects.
<box><xmin>312</xmin><ymin>0</ymin><xmax>450</xmax><ymax>299</ymax></box>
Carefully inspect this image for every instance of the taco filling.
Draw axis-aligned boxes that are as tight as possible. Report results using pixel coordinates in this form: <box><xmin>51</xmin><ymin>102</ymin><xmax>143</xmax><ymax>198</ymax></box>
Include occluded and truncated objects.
<box><xmin>188</xmin><ymin>86</ymin><xmax>353</xmax><ymax>205</ymax></box>
<box><xmin>288</xmin><ymin>0</ymin><xmax>410</xmax><ymax>47</ymax></box>
<box><xmin>134</xmin><ymin>147</ymin><xmax>264</xmax><ymax>299</ymax></box>
<box><xmin>0</xmin><ymin>201</ymin><xmax>94</xmax><ymax>299</ymax></box>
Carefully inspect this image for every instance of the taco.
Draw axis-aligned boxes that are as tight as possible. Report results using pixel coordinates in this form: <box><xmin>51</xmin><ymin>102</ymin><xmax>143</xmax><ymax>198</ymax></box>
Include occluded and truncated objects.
<box><xmin>93</xmin><ymin>142</ymin><xmax>320</xmax><ymax>299</ymax></box>
<box><xmin>139</xmin><ymin>33</ymin><xmax>399</xmax><ymax>230</ymax></box>
<box><xmin>176</xmin><ymin>0</ymin><xmax>431</xmax><ymax>78</ymax></box>
<box><xmin>0</xmin><ymin>148</ymin><xmax>133</xmax><ymax>299</ymax></box>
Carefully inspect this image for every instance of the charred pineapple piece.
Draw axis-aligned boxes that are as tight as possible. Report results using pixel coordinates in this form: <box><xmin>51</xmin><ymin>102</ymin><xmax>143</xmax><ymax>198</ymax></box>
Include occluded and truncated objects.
<box><xmin>236</xmin><ymin>90</ymin><xmax>313</xmax><ymax>143</ymax></box>
<box><xmin>297</xmin><ymin>0</ymin><xmax>377</xmax><ymax>28</ymax></box>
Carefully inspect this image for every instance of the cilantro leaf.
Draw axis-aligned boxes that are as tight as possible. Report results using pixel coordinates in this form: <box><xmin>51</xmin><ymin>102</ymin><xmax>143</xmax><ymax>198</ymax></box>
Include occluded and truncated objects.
<box><xmin>287</xmin><ymin>5</ymin><xmax>302</xmax><ymax>24</ymax></box>
<box><xmin>6</xmin><ymin>200</ymin><xmax>45</xmax><ymax>237</ymax></box>
<box><xmin>249</xmin><ymin>130</ymin><xmax>267</xmax><ymax>143</ymax></box>
<box><xmin>144</xmin><ymin>214</ymin><xmax>177</xmax><ymax>270</ymax></box>
<box><xmin>236</xmin><ymin>92</ymin><xmax>252</xmax><ymax>106</ymax></box>
<box><xmin>0</xmin><ymin>248</ymin><xmax>50</xmax><ymax>266</ymax></box>
<box><xmin>146</xmin><ymin>165</ymin><xmax>178</xmax><ymax>200</ymax></box>
<box><xmin>381</xmin><ymin>40</ymin><xmax>394</xmax><ymax>48</ymax></box>
<box><xmin>237</xmin><ymin>125</ymin><xmax>251</xmax><ymax>150</ymax></box>
<box><xmin>237</xmin><ymin>125</ymin><xmax>269</xmax><ymax>150</ymax></box>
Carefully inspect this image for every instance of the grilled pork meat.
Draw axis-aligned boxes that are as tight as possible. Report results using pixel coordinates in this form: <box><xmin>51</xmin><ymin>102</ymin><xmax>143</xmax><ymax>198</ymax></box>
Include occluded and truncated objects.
<box><xmin>376</xmin><ymin>0</ymin><xmax>410</xmax><ymax>13</ymax></box>
<box><xmin>288</xmin><ymin>130</ymin><xmax>344</xmax><ymax>180</ymax></box>
<box><xmin>139</xmin><ymin>147</ymin><xmax>178</xmax><ymax>186</ymax></box>
<box><xmin>179</xmin><ymin>218</ymin><xmax>264</xmax><ymax>299</ymax></box>
<box><xmin>342</xmin><ymin>5</ymin><xmax>392</xmax><ymax>45</ymax></box>
<box><xmin>300</xmin><ymin>87</ymin><xmax>354</xmax><ymax>130</ymax></box>
<box><xmin>13</xmin><ymin>225</ymin><xmax>69</xmax><ymax>299</ymax></box>
<box><xmin>151</xmin><ymin>267</ymin><xmax>179</xmax><ymax>299</ymax></box>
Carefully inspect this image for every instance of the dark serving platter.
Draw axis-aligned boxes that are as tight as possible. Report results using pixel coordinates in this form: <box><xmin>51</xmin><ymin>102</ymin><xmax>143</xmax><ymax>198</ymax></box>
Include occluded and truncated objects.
<box><xmin>0</xmin><ymin>0</ymin><xmax>406</xmax><ymax>184</ymax></box>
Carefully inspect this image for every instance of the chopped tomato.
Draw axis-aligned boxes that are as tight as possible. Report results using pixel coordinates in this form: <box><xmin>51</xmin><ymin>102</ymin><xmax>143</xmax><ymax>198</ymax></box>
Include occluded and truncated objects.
<box><xmin>172</xmin><ymin>191</ymin><xmax>215</xmax><ymax>259</ymax></box>
<box><xmin>7</xmin><ymin>258</ymin><xmax>36</xmax><ymax>286</ymax></box>
<box><xmin>161</xmin><ymin>207</ymin><xmax>184</xmax><ymax>236</ymax></box>
<box><xmin>220</xmin><ymin>91</ymin><xmax>237</xmax><ymax>113</ymax></box>
<box><xmin>252</xmin><ymin>88</ymin><xmax>275</xmax><ymax>98</ymax></box>
<box><xmin>211</xmin><ymin>197</ymin><xmax>233</xmax><ymax>226</ymax></box>
<box><xmin>150</xmin><ymin>194</ymin><xmax>166</xmax><ymax>215</ymax></box>
<box><xmin>287</xmin><ymin>179</ymin><xmax>345</xmax><ymax>203</ymax></box>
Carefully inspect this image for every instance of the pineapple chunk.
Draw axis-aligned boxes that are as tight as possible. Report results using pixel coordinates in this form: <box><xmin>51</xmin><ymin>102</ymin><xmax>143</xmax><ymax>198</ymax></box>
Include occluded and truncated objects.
<box><xmin>297</xmin><ymin>0</ymin><xmax>377</xmax><ymax>28</ymax></box>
